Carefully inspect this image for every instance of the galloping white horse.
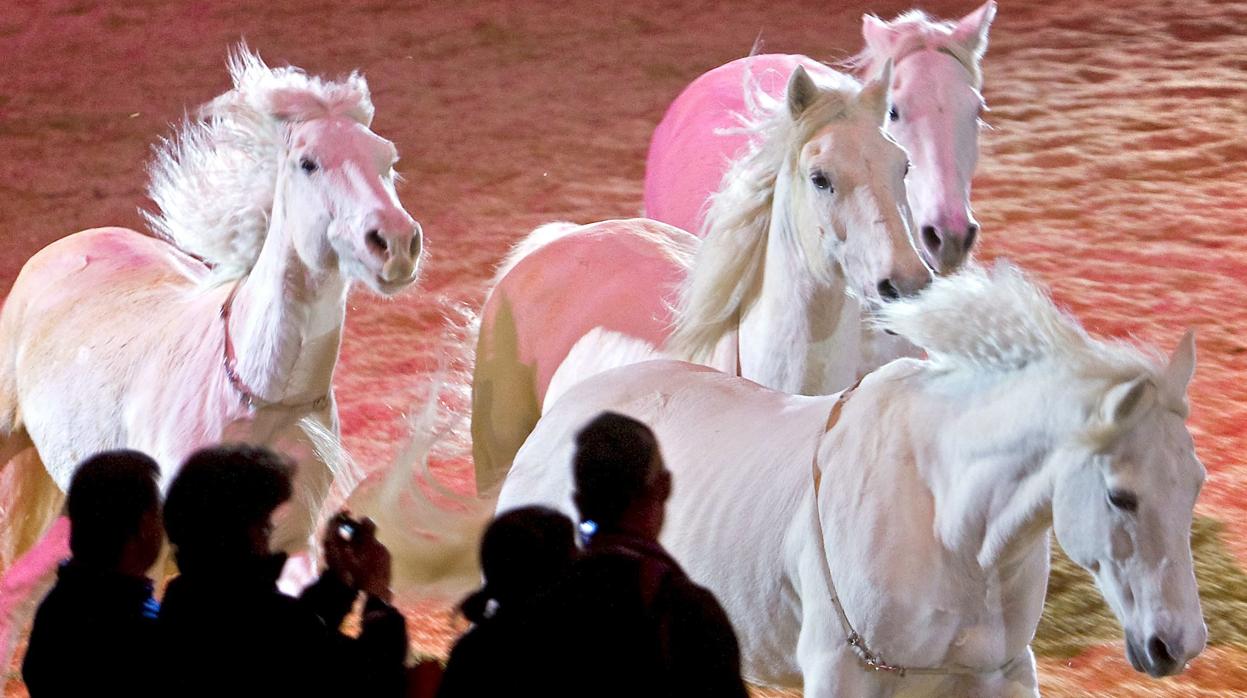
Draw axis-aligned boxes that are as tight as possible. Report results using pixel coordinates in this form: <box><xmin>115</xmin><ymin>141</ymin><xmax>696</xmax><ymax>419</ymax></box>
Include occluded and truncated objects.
<box><xmin>645</xmin><ymin>2</ymin><xmax>997</xmax><ymax>273</ymax></box>
<box><xmin>501</xmin><ymin>264</ymin><xmax>1206</xmax><ymax>696</ymax></box>
<box><xmin>0</xmin><ymin>47</ymin><xmax>421</xmax><ymax>664</ymax></box>
<box><xmin>472</xmin><ymin>65</ymin><xmax>930</xmax><ymax>492</ymax></box>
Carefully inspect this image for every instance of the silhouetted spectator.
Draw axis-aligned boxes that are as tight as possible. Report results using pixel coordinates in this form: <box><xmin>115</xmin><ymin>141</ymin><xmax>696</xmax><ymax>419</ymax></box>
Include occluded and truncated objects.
<box><xmin>22</xmin><ymin>450</ymin><xmax>163</xmax><ymax>698</ymax></box>
<box><xmin>437</xmin><ymin>506</ymin><xmax>577</xmax><ymax>698</ymax></box>
<box><xmin>157</xmin><ymin>444</ymin><xmax>407</xmax><ymax>698</ymax></box>
<box><xmin>542</xmin><ymin>412</ymin><xmax>749</xmax><ymax>698</ymax></box>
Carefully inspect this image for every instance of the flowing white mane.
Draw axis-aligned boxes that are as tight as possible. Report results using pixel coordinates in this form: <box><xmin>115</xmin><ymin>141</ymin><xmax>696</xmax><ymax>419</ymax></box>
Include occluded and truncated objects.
<box><xmin>846</xmin><ymin>10</ymin><xmax>985</xmax><ymax>89</ymax></box>
<box><xmin>878</xmin><ymin>262</ymin><xmax>1161</xmax><ymax>380</ymax></box>
<box><xmin>143</xmin><ymin>46</ymin><xmax>375</xmax><ymax>281</ymax></box>
<box><xmin>665</xmin><ymin>67</ymin><xmax>860</xmax><ymax>362</ymax></box>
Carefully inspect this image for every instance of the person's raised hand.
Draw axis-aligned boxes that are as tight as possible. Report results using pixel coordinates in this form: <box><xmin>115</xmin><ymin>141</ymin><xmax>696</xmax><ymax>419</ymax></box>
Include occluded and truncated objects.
<box><xmin>323</xmin><ymin>509</ymin><xmax>359</xmax><ymax>588</ymax></box>
<box><xmin>350</xmin><ymin>518</ymin><xmax>394</xmax><ymax>603</ymax></box>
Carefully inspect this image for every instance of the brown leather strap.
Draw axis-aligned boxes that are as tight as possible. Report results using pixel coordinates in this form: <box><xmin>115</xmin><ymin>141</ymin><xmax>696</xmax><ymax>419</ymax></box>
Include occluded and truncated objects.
<box><xmin>219</xmin><ymin>280</ymin><xmax>329</xmax><ymax>412</ymax></box>
<box><xmin>813</xmin><ymin>376</ymin><xmax>864</xmax><ymax>491</ymax></box>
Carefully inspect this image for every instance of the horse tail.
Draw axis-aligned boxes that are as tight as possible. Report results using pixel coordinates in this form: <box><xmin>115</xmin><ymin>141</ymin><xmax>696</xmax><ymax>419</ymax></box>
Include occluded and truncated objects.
<box><xmin>0</xmin><ymin>267</ymin><xmax>69</xmax><ymax>696</ymax></box>
<box><xmin>0</xmin><ymin>282</ymin><xmax>62</xmax><ymax>569</ymax></box>
<box><xmin>542</xmin><ymin>328</ymin><xmax>666</xmax><ymax>413</ymax></box>
<box><xmin>352</xmin><ymin>364</ymin><xmax>495</xmax><ymax>600</ymax></box>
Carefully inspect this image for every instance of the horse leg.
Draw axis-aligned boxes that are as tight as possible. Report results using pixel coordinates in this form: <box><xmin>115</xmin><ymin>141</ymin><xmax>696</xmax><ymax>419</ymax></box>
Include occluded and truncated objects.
<box><xmin>0</xmin><ymin>427</ymin><xmax>32</xmax><ymax>568</ymax></box>
<box><xmin>0</xmin><ymin>428</ymin><xmax>31</xmax><ymax>475</ymax></box>
<box><xmin>795</xmin><ymin>544</ymin><xmax>894</xmax><ymax>698</ymax></box>
<box><xmin>0</xmin><ymin>304</ymin><xmax>62</xmax><ymax>568</ymax></box>
<box><xmin>471</xmin><ymin>296</ymin><xmax>541</xmax><ymax>495</ymax></box>
<box><xmin>997</xmin><ymin>648</ymin><xmax>1041</xmax><ymax>698</ymax></box>
<box><xmin>0</xmin><ymin>447</ymin><xmax>63</xmax><ymax>571</ymax></box>
<box><xmin>797</xmin><ymin>639</ymin><xmax>893</xmax><ymax>698</ymax></box>
<box><xmin>273</xmin><ymin>413</ymin><xmax>342</xmax><ymax>595</ymax></box>
<box><xmin>939</xmin><ymin>648</ymin><xmax>1041</xmax><ymax>697</ymax></box>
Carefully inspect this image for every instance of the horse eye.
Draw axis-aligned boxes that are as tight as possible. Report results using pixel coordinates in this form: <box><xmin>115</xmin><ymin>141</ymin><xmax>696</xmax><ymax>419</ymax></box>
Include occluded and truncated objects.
<box><xmin>1107</xmin><ymin>489</ymin><xmax>1139</xmax><ymax>513</ymax></box>
<box><xmin>810</xmin><ymin>172</ymin><xmax>833</xmax><ymax>192</ymax></box>
<box><xmin>300</xmin><ymin>158</ymin><xmax>319</xmax><ymax>174</ymax></box>
<box><xmin>904</xmin><ymin>160</ymin><xmax>911</xmax><ymax>177</ymax></box>
<box><xmin>889</xmin><ymin>106</ymin><xmax>900</xmax><ymax>122</ymax></box>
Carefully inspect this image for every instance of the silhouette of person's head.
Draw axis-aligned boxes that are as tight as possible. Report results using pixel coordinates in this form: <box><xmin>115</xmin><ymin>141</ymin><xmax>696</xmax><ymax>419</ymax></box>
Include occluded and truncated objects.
<box><xmin>461</xmin><ymin>506</ymin><xmax>576</xmax><ymax>623</ymax></box>
<box><xmin>572</xmin><ymin>412</ymin><xmax>671</xmax><ymax>541</ymax></box>
<box><xmin>163</xmin><ymin>444</ymin><xmax>293</xmax><ymax>575</ymax></box>
<box><xmin>66</xmin><ymin>450</ymin><xmax>163</xmax><ymax>576</ymax></box>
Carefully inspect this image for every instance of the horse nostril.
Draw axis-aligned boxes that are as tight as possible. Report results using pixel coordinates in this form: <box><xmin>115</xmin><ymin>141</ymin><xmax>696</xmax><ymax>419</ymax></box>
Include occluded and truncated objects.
<box><xmin>877</xmin><ymin>279</ymin><xmax>900</xmax><ymax>301</ymax></box>
<box><xmin>921</xmin><ymin>225</ymin><xmax>941</xmax><ymax>253</ymax></box>
<box><xmin>409</xmin><ymin>232</ymin><xmax>422</xmax><ymax>258</ymax></box>
<box><xmin>1148</xmin><ymin>635</ymin><xmax>1177</xmax><ymax>669</ymax></box>
<box><xmin>964</xmin><ymin>224</ymin><xmax>979</xmax><ymax>251</ymax></box>
<box><xmin>365</xmin><ymin>229</ymin><xmax>387</xmax><ymax>257</ymax></box>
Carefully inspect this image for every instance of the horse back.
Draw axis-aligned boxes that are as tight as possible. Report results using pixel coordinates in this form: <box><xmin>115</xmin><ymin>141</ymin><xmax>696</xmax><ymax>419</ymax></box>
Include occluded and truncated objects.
<box><xmin>505</xmin><ymin>359</ymin><xmax>835</xmax><ymax>679</ymax></box>
<box><xmin>644</xmin><ymin>54</ymin><xmax>834</xmax><ymax>235</ymax></box>
<box><xmin>7</xmin><ymin>227</ymin><xmax>206</xmax><ymax>311</ymax></box>
<box><xmin>471</xmin><ymin>219</ymin><xmax>695</xmax><ymax>492</ymax></box>
<box><xmin>484</xmin><ymin>220</ymin><xmax>693</xmax><ymax>399</ymax></box>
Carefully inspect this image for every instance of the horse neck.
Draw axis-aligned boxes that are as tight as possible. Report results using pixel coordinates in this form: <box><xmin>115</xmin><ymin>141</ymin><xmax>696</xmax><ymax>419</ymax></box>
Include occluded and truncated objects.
<box><xmin>227</xmin><ymin>182</ymin><xmax>347</xmax><ymax>408</ymax></box>
<box><xmin>737</xmin><ymin>172</ymin><xmax>854</xmax><ymax>395</ymax></box>
<box><xmin>916</xmin><ymin>362</ymin><xmax>1090</xmax><ymax>571</ymax></box>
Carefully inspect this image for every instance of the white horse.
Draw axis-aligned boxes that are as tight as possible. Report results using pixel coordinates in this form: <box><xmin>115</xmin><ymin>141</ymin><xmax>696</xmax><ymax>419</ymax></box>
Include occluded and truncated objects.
<box><xmin>500</xmin><ymin>264</ymin><xmax>1206</xmax><ymax>696</ymax></box>
<box><xmin>471</xmin><ymin>64</ymin><xmax>930</xmax><ymax>491</ymax></box>
<box><xmin>644</xmin><ymin>2</ymin><xmax>997</xmax><ymax>273</ymax></box>
<box><xmin>0</xmin><ymin>47</ymin><xmax>421</xmax><ymax>669</ymax></box>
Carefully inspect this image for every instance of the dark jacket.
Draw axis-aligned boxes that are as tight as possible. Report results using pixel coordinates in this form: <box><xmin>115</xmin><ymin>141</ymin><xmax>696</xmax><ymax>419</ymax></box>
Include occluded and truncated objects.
<box><xmin>536</xmin><ymin>532</ymin><xmax>749</xmax><ymax>698</ymax></box>
<box><xmin>22</xmin><ymin>561</ymin><xmax>160</xmax><ymax>698</ymax></box>
<box><xmin>436</xmin><ymin>607</ymin><xmax>526</xmax><ymax>698</ymax></box>
<box><xmin>156</xmin><ymin>554</ymin><xmax>407</xmax><ymax>698</ymax></box>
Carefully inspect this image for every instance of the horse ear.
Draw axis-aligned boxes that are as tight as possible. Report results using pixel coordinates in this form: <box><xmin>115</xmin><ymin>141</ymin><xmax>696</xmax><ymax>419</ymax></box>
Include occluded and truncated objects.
<box><xmin>786</xmin><ymin>65</ymin><xmax>819</xmax><ymax>118</ymax></box>
<box><xmin>952</xmin><ymin>1</ymin><xmax>998</xmax><ymax>60</ymax></box>
<box><xmin>857</xmin><ymin>59</ymin><xmax>893</xmax><ymax>122</ymax></box>
<box><xmin>861</xmin><ymin>13</ymin><xmax>900</xmax><ymax>54</ymax></box>
<box><xmin>1164</xmin><ymin>329</ymin><xmax>1197</xmax><ymax>393</ymax></box>
<box><xmin>1100</xmin><ymin>376</ymin><xmax>1155</xmax><ymax>430</ymax></box>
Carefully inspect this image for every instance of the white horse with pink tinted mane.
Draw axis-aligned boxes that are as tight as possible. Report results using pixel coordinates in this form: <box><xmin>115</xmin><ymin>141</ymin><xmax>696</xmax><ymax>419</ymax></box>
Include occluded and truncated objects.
<box><xmin>0</xmin><ymin>47</ymin><xmax>421</xmax><ymax>674</ymax></box>
<box><xmin>502</xmin><ymin>264</ymin><xmax>1207</xmax><ymax>696</ymax></box>
<box><xmin>472</xmin><ymin>64</ymin><xmax>930</xmax><ymax>492</ymax></box>
<box><xmin>645</xmin><ymin>2</ymin><xmax>996</xmax><ymax>274</ymax></box>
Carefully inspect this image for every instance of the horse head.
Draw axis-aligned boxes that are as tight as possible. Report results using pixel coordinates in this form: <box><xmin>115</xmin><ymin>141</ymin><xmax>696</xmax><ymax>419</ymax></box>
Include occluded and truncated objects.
<box><xmin>1052</xmin><ymin>330</ymin><xmax>1206</xmax><ymax>677</ymax></box>
<box><xmin>861</xmin><ymin>1</ymin><xmax>996</xmax><ymax>273</ymax></box>
<box><xmin>148</xmin><ymin>46</ymin><xmax>423</xmax><ymax>295</ymax></box>
<box><xmin>782</xmin><ymin>64</ymin><xmax>931</xmax><ymax>306</ymax></box>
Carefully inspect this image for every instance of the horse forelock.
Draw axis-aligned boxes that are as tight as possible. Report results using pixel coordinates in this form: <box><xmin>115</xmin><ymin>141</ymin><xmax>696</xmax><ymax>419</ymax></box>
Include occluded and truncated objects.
<box><xmin>222</xmin><ymin>45</ymin><xmax>375</xmax><ymax>126</ymax></box>
<box><xmin>144</xmin><ymin>45</ymin><xmax>376</xmax><ymax>280</ymax></box>
<box><xmin>844</xmin><ymin>11</ymin><xmax>984</xmax><ymax>90</ymax></box>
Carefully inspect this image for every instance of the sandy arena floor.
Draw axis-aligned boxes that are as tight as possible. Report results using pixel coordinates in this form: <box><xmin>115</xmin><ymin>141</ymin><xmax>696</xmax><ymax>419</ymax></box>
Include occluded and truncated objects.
<box><xmin>2</xmin><ymin>0</ymin><xmax>1246</xmax><ymax>695</ymax></box>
